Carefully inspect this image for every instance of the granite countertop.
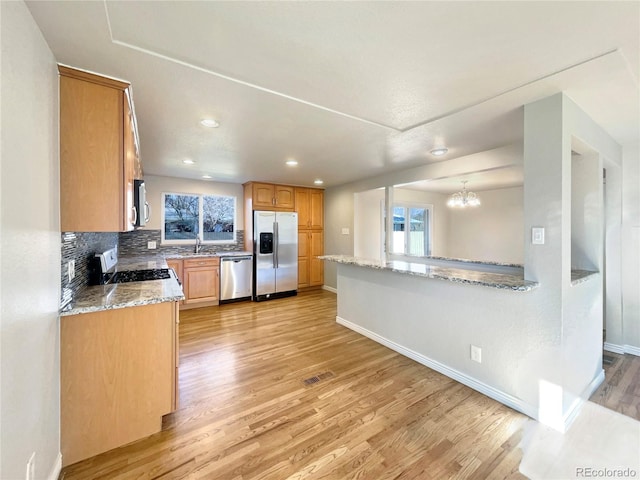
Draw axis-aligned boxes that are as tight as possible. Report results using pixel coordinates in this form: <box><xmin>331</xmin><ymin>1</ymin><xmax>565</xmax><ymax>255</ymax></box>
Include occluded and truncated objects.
<box><xmin>571</xmin><ymin>269</ymin><xmax>599</xmax><ymax>285</ymax></box>
<box><xmin>319</xmin><ymin>255</ymin><xmax>539</xmax><ymax>292</ymax></box>
<box><xmin>403</xmin><ymin>254</ymin><xmax>523</xmax><ymax>269</ymax></box>
<box><xmin>60</xmin><ymin>255</ymin><xmax>184</xmax><ymax>317</ymax></box>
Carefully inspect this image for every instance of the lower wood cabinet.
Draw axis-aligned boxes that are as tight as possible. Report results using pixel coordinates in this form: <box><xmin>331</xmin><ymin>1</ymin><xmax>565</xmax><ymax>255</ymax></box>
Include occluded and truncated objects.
<box><xmin>298</xmin><ymin>230</ymin><xmax>324</xmax><ymax>288</ymax></box>
<box><xmin>60</xmin><ymin>301</ymin><xmax>178</xmax><ymax>467</ymax></box>
<box><xmin>168</xmin><ymin>257</ymin><xmax>220</xmax><ymax>309</ymax></box>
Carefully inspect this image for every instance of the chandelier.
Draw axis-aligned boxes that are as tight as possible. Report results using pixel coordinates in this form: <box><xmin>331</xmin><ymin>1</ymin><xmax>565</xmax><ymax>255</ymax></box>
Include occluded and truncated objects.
<box><xmin>447</xmin><ymin>181</ymin><xmax>480</xmax><ymax>208</ymax></box>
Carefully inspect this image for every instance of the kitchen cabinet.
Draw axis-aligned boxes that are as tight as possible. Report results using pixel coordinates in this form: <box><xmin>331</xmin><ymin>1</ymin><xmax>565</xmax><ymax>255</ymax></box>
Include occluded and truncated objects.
<box><xmin>182</xmin><ymin>257</ymin><xmax>220</xmax><ymax>307</ymax></box>
<box><xmin>245</xmin><ymin>182</ymin><xmax>295</xmax><ymax>210</ymax></box>
<box><xmin>295</xmin><ymin>187</ymin><xmax>323</xmax><ymax>229</ymax></box>
<box><xmin>296</xmin><ymin>187</ymin><xmax>324</xmax><ymax>288</ymax></box>
<box><xmin>298</xmin><ymin>230</ymin><xmax>324</xmax><ymax>288</ymax></box>
<box><xmin>60</xmin><ymin>301</ymin><xmax>178</xmax><ymax>466</ymax></box>
<box><xmin>59</xmin><ymin>65</ymin><xmax>142</xmax><ymax>232</ymax></box>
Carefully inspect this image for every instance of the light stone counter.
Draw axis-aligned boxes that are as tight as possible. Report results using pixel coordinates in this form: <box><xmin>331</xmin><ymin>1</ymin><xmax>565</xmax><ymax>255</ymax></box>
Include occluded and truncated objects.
<box><xmin>320</xmin><ymin>255</ymin><xmax>539</xmax><ymax>292</ymax></box>
<box><xmin>60</xmin><ymin>254</ymin><xmax>184</xmax><ymax>316</ymax></box>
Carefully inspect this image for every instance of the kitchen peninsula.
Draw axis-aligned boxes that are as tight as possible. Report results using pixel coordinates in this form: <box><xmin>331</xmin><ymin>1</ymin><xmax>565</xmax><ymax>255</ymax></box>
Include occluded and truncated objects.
<box><xmin>323</xmin><ymin>250</ymin><xmax>600</xmax><ymax>431</ymax></box>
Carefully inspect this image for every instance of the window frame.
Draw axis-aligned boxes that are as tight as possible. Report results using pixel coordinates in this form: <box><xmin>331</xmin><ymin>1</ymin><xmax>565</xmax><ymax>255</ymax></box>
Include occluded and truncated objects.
<box><xmin>387</xmin><ymin>201</ymin><xmax>433</xmax><ymax>257</ymax></box>
<box><xmin>161</xmin><ymin>192</ymin><xmax>237</xmax><ymax>245</ymax></box>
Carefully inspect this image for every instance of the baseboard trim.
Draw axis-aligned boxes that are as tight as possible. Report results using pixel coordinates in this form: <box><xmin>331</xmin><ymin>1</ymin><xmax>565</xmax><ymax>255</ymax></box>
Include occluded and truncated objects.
<box><xmin>561</xmin><ymin>369</ymin><xmax>605</xmax><ymax>433</ymax></box>
<box><xmin>624</xmin><ymin>344</ymin><xmax>640</xmax><ymax>356</ymax></box>
<box><xmin>604</xmin><ymin>342</ymin><xmax>640</xmax><ymax>356</ymax></box>
<box><xmin>336</xmin><ymin>315</ymin><xmax>538</xmax><ymax>421</ymax></box>
<box><xmin>322</xmin><ymin>285</ymin><xmax>337</xmax><ymax>294</ymax></box>
<box><xmin>48</xmin><ymin>453</ymin><xmax>62</xmax><ymax>480</ymax></box>
<box><xmin>604</xmin><ymin>342</ymin><xmax>625</xmax><ymax>354</ymax></box>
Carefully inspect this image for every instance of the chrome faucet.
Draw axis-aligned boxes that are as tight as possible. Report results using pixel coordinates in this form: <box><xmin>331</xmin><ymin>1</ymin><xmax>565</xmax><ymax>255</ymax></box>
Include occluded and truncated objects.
<box><xmin>194</xmin><ymin>235</ymin><xmax>202</xmax><ymax>254</ymax></box>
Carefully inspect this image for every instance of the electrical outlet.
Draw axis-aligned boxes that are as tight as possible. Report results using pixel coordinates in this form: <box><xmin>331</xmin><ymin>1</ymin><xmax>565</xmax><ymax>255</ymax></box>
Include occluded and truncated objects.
<box><xmin>67</xmin><ymin>260</ymin><xmax>75</xmax><ymax>282</ymax></box>
<box><xmin>26</xmin><ymin>452</ymin><xmax>35</xmax><ymax>480</ymax></box>
<box><xmin>147</xmin><ymin>241</ymin><xmax>157</xmax><ymax>249</ymax></box>
<box><xmin>471</xmin><ymin>345</ymin><xmax>482</xmax><ymax>363</ymax></box>
<box><xmin>341</xmin><ymin>228</ymin><xmax>350</xmax><ymax>235</ymax></box>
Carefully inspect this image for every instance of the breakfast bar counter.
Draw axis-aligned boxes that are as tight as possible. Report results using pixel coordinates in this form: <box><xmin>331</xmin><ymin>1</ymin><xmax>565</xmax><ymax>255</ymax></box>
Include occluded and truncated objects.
<box><xmin>320</xmin><ymin>254</ymin><xmax>539</xmax><ymax>291</ymax></box>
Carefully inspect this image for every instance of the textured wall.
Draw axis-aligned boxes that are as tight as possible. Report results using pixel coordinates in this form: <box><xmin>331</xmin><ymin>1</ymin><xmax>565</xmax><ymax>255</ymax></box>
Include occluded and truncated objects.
<box><xmin>447</xmin><ymin>186</ymin><xmax>524</xmax><ymax>264</ymax></box>
<box><xmin>0</xmin><ymin>2</ymin><xmax>62</xmax><ymax>477</ymax></box>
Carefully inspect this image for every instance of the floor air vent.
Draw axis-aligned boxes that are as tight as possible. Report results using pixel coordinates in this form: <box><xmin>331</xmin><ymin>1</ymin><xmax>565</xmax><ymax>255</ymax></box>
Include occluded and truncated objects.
<box><xmin>303</xmin><ymin>371</ymin><xmax>334</xmax><ymax>386</ymax></box>
<box><xmin>603</xmin><ymin>354</ymin><xmax>617</xmax><ymax>366</ymax></box>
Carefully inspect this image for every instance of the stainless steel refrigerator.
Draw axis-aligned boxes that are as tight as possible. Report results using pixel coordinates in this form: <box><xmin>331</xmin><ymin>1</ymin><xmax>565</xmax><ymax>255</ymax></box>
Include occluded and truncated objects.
<box><xmin>253</xmin><ymin>211</ymin><xmax>298</xmax><ymax>301</ymax></box>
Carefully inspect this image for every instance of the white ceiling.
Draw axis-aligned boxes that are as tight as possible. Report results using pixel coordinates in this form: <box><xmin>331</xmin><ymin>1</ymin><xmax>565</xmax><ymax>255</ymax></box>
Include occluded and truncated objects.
<box><xmin>397</xmin><ymin>165</ymin><xmax>524</xmax><ymax>194</ymax></box>
<box><xmin>25</xmin><ymin>1</ymin><xmax>639</xmax><ymax>189</ymax></box>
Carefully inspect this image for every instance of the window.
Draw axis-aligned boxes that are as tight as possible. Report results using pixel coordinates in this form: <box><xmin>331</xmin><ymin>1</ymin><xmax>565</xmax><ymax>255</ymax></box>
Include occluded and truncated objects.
<box><xmin>162</xmin><ymin>192</ymin><xmax>236</xmax><ymax>244</ymax></box>
<box><xmin>390</xmin><ymin>203</ymin><xmax>432</xmax><ymax>256</ymax></box>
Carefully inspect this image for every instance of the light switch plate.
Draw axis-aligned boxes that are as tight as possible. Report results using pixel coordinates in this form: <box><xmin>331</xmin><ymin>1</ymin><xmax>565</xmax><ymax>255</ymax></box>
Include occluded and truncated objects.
<box><xmin>532</xmin><ymin>227</ymin><xmax>545</xmax><ymax>245</ymax></box>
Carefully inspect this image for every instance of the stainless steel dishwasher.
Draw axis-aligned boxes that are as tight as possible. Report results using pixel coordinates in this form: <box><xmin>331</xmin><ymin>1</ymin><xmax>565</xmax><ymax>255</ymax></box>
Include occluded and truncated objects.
<box><xmin>219</xmin><ymin>254</ymin><xmax>253</xmax><ymax>303</ymax></box>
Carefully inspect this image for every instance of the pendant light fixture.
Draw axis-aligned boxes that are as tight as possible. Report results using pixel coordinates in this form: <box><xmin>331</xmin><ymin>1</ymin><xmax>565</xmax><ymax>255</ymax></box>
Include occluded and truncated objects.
<box><xmin>447</xmin><ymin>181</ymin><xmax>480</xmax><ymax>208</ymax></box>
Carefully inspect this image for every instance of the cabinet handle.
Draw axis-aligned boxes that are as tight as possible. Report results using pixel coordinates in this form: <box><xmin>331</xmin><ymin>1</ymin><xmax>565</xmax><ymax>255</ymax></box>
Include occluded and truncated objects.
<box><xmin>272</xmin><ymin>197</ymin><xmax>276</xmax><ymax>205</ymax></box>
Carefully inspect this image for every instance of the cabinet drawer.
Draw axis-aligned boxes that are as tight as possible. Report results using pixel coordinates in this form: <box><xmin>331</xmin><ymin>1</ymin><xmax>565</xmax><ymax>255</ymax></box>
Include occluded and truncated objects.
<box><xmin>183</xmin><ymin>257</ymin><xmax>219</xmax><ymax>269</ymax></box>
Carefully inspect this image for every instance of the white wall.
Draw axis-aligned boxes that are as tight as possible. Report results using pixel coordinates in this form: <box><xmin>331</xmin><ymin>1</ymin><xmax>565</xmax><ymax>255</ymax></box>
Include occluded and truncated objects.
<box><xmin>142</xmin><ymin>174</ymin><xmax>244</xmax><ymax>231</ymax></box>
<box><xmin>353</xmin><ymin>188</ymin><xmax>384</xmax><ymax>260</ymax></box>
<box><xmin>1</xmin><ymin>1</ymin><xmax>61</xmax><ymax>477</ymax></box>
<box><xmin>447</xmin><ymin>186</ymin><xmax>524</xmax><ymax>264</ymax></box>
<box><xmin>621</xmin><ymin>143</ymin><xmax>640</xmax><ymax>352</ymax></box>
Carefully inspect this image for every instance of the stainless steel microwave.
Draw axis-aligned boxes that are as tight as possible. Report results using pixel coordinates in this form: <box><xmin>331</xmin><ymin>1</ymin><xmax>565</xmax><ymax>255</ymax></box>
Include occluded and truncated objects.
<box><xmin>134</xmin><ymin>179</ymin><xmax>150</xmax><ymax>227</ymax></box>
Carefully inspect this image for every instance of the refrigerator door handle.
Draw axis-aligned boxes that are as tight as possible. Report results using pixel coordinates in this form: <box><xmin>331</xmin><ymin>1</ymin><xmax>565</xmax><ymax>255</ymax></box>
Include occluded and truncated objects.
<box><xmin>274</xmin><ymin>221</ymin><xmax>279</xmax><ymax>268</ymax></box>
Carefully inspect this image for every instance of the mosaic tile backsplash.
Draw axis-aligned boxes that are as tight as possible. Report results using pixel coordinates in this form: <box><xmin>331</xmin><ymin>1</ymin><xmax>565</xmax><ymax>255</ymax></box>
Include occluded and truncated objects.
<box><xmin>61</xmin><ymin>231</ymin><xmax>118</xmax><ymax>307</ymax></box>
<box><xmin>118</xmin><ymin>229</ymin><xmax>245</xmax><ymax>256</ymax></box>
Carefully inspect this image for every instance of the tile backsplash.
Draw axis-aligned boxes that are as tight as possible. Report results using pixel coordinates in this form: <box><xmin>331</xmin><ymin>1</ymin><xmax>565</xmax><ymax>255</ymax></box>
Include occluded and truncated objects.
<box><xmin>118</xmin><ymin>229</ymin><xmax>245</xmax><ymax>256</ymax></box>
<box><xmin>60</xmin><ymin>231</ymin><xmax>118</xmax><ymax>307</ymax></box>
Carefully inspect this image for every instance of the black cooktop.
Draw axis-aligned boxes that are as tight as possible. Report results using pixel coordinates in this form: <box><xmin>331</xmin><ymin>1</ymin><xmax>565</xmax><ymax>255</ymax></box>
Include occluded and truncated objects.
<box><xmin>112</xmin><ymin>268</ymin><xmax>172</xmax><ymax>283</ymax></box>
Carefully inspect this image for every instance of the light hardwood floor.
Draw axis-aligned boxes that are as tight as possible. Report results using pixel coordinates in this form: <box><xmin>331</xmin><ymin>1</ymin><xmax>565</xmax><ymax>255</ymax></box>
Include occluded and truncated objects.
<box><xmin>590</xmin><ymin>351</ymin><xmax>640</xmax><ymax>421</ymax></box>
<box><xmin>61</xmin><ymin>290</ymin><xmax>532</xmax><ymax>479</ymax></box>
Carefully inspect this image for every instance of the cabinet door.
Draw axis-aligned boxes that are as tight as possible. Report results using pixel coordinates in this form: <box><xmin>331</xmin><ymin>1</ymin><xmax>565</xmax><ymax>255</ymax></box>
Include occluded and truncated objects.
<box><xmin>310</xmin><ymin>190</ymin><xmax>324</xmax><ymax>229</ymax></box>
<box><xmin>253</xmin><ymin>183</ymin><xmax>275</xmax><ymax>209</ymax></box>
<box><xmin>309</xmin><ymin>231</ymin><xmax>324</xmax><ymax>286</ymax></box>
<box><xmin>295</xmin><ymin>188</ymin><xmax>310</xmax><ymax>228</ymax></box>
<box><xmin>60</xmin><ymin>75</ymin><xmax>124</xmax><ymax>232</ymax></box>
<box><xmin>183</xmin><ymin>267</ymin><xmax>219</xmax><ymax>303</ymax></box>
<box><xmin>298</xmin><ymin>231</ymin><xmax>310</xmax><ymax>288</ymax></box>
<box><xmin>274</xmin><ymin>185</ymin><xmax>295</xmax><ymax>209</ymax></box>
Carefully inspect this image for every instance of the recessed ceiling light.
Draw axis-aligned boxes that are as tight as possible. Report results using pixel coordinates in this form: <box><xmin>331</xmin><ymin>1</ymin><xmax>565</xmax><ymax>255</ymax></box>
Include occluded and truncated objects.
<box><xmin>202</xmin><ymin>174</ymin><xmax>212</xmax><ymax>179</ymax></box>
<box><xmin>314</xmin><ymin>179</ymin><xmax>324</xmax><ymax>185</ymax></box>
<box><xmin>182</xmin><ymin>159</ymin><xmax>195</xmax><ymax>165</ymax></box>
<box><xmin>286</xmin><ymin>159</ymin><xmax>298</xmax><ymax>166</ymax></box>
<box><xmin>200</xmin><ymin>119</ymin><xmax>220</xmax><ymax>128</ymax></box>
<box><xmin>430</xmin><ymin>148</ymin><xmax>448</xmax><ymax>156</ymax></box>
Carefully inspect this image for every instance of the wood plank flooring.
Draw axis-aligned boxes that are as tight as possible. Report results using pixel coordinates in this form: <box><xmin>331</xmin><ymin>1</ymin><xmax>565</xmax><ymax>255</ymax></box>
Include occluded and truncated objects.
<box><xmin>61</xmin><ymin>290</ymin><xmax>531</xmax><ymax>479</ymax></box>
<box><xmin>590</xmin><ymin>351</ymin><xmax>640</xmax><ymax>421</ymax></box>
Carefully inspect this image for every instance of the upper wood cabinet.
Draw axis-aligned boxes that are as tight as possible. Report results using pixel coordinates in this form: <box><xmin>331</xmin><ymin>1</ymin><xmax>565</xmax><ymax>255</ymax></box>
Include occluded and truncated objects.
<box><xmin>59</xmin><ymin>65</ymin><xmax>141</xmax><ymax>232</ymax></box>
<box><xmin>247</xmin><ymin>182</ymin><xmax>295</xmax><ymax>211</ymax></box>
<box><xmin>295</xmin><ymin>187</ymin><xmax>324</xmax><ymax>229</ymax></box>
